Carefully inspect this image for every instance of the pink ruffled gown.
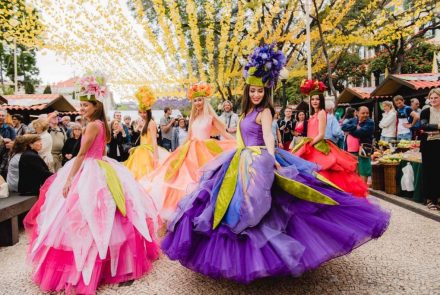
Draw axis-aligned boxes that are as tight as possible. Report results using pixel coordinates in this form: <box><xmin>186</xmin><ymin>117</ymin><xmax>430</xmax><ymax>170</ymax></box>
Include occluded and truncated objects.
<box><xmin>24</xmin><ymin>120</ymin><xmax>159</xmax><ymax>294</ymax></box>
<box><xmin>140</xmin><ymin>114</ymin><xmax>235</xmax><ymax>220</ymax></box>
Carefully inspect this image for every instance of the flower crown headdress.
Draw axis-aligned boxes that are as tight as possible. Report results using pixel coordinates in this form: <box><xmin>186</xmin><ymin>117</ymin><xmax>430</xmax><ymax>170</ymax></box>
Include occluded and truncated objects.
<box><xmin>77</xmin><ymin>72</ymin><xmax>108</xmax><ymax>102</ymax></box>
<box><xmin>243</xmin><ymin>43</ymin><xmax>286</xmax><ymax>88</ymax></box>
<box><xmin>300</xmin><ymin>79</ymin><xmax>327</xmax><ymax>96</ymax></box>
<box><xmin>187</xmin><ymin>82</ymin><xmax>213</xmax><ymax>100</ymax></box>
<box><xmin>135</xmin><ymin>85</ymin><xmax>156</xmax><ymax>111</ymax></box>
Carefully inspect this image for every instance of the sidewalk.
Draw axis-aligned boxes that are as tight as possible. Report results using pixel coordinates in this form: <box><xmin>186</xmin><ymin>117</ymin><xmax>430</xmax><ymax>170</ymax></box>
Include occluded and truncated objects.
<box><xmin>369</xmin><ymin>188</ymin><xmax>440</xmax><ymax>222</ymax></box>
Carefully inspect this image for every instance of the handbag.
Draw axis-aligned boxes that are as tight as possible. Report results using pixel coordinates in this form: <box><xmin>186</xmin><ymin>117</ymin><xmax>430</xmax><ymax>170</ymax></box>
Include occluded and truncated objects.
<box><xmin>358</xmin><ymin>143</ymin><xmax>374</xmax><ymax>158</ymax></box>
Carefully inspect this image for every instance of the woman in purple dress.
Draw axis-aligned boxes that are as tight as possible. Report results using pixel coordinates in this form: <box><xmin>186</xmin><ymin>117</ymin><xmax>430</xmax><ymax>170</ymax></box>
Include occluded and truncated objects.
<box><xmin>161</xmin><ymin>44</ymin><xmax>390</xmax><ymax>283</ymax></box>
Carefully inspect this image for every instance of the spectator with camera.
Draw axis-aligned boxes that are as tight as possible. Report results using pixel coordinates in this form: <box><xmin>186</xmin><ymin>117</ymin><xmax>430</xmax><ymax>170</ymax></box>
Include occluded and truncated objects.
<box><xmin>219</xmin><ymin>100</ymin><xmax>239</xmax><ymax>139</ymax></box>
<box><xmin>172</xmin><ymin>117</ymin><xmax>189</xmax><ymax>151</ymax></box>
<box><xmin>108</xmin><ymin>120</ymin><xmax>127</xmax><ymax>161</ymax></box>
<box><xmin>160</xmin><ymin>107</ymin><xmax>175</xmax><ymax>151</ymax></box>
<box><xmin>277</xmin><ymin>106</ymin><xmax>295</xmax><ymax>150</ymax></box>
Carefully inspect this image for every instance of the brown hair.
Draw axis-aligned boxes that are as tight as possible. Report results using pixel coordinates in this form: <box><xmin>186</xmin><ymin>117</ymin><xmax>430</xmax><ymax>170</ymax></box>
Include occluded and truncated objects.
<box><xmin>13</xmin><ymin>134</ymin><xmax>42</xmax><ymax>154</ymax></box>
<box><xmin>310</xmin><ymin>94</ymin><xmax>326</xmax><ymax>116</ymax></box>
<box><xmin>9</xmin><ymin>135</ymin><xmax>29</xmax><ymax>158</ymax></box>
<box><xmin>393</xmin><ymin>95</ymin><xmax>404</xmax><ymax>102</ymax></box>
<box><xmin>141</xmin><ymin>109</ymin><xmax>153</xmax><ymax>136</ymax></box>
<box><xmin>240</xmin><ymin>84</ymin><xmax>274</xmax><ymax>116</ymax></box>
<box><xmin>89</xmin><ymin>101</ymin><xmax>111</xmax><ymax>143</ymax></box>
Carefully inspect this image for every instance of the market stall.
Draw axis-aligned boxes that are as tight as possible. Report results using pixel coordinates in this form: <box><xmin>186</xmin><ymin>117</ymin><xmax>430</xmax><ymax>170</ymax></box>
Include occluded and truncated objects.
<box><xmin>372</xmin><ymin>140</ymin><xmax>424</xmax><ymax>203</ymax></box>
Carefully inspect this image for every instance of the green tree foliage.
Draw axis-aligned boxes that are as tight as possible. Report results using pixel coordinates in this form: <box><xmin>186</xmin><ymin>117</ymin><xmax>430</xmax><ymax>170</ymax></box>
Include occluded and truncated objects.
<box><xmin>43</xmin><ymin>85</ymin><xmax>52</xmax><ymax>94</ymax></box>
<box><xmin>1</xmin><ymin>44</ymin><xmax>40</xmax><ymax>94</ymax></box>
<box><xmin>369</xmin><ymin>41</ymin><xmax>439</xmax><ymax>75</ymax></box>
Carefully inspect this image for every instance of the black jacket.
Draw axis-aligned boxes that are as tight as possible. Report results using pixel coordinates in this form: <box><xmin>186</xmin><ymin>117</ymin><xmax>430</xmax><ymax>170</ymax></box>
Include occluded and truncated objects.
<box><xmin>18</xmin><ymin>149</ymin><xmax>52</xmax><ymax>195</ymax></box>
<box><xmin>108</xmin><ymin>132</ymin><xmax>126</xmax><ymax>160</ymax></box>
<box><xmin>61</xmin><ymin>137</ymin><xmax>81</xmax><ymax>165</ymax></box>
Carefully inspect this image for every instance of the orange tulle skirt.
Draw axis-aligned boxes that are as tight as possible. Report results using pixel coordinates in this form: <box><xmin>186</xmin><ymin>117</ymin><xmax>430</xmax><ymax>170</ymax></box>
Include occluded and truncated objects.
<box><xmin>140</xmin><ymin>139</ymin><xmax>236</xmax><ymax>220</ymax></box>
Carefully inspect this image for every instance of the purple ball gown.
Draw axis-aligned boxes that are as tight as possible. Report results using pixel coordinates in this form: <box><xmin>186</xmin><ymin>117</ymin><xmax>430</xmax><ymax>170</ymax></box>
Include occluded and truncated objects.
<box><xmin>162</xmin><ymin>108</ymin><xmax>390</xmax><ymax>283</ymax></box>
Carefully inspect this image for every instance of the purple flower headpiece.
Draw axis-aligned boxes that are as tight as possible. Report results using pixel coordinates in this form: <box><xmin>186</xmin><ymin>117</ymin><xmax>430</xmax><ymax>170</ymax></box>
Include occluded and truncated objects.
<box><xmin>243</xmin><ymin>44</ymin><xmax>286</xmax><ymax>88</ymax></box>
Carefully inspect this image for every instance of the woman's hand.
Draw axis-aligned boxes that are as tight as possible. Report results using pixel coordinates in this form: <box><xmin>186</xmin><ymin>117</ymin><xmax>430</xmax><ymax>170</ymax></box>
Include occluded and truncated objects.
<box><xmin>277</xmin><ymin>142</ymin><xmax>284</xmax><ymax>148</ymax></box>
<box><xmin>62</xmin><ymin>178</ymin><xmax>72</xmax><ymax>198</ymax></box>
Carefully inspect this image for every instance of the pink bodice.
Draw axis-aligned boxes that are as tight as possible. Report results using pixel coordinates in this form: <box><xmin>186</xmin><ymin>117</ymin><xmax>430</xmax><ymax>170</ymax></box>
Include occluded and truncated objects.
<box><xmin>307</xmin><ymin>110</ymin><xmax>325</xmax><ymax>138</ymax></box>
<box><xmin>190</xmin><ymin>115</ymin><xmax>213</xmax><ymax>140</ymax></box>
<box><xmin>82</xmin><ymin>120</ymin><xmax>106</xmax><ymax>159</ymax></box>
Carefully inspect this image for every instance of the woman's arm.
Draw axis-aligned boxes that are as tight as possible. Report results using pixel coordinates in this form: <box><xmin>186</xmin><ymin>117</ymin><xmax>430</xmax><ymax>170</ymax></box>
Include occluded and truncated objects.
<box><xmin>311</xmin><ymin>110</ymin><xmax>326</xmax><ymax>145</ymax></box>
<box><xmin>260</xmin><ymin>109</ymin><xmax>275</xmax><ymax>157</ymax></box>
<box><xmin>379</xmin><ymin>112</ymin><xmax>395</xmax><ymax>128</ymax></box>
<box><xmin>420</xmin><ymin>108</ymin><xmax>440</xmax><ymax>131</ymax></box>
<box><xmin>62</xmin><ymin>122</ymin><xmax>100</xmax><ymax>197</ymax></box>
<box><xmin>148</xmin><ymin>120</ymin><xmax>159</xmax><ymax>162</ymax></box>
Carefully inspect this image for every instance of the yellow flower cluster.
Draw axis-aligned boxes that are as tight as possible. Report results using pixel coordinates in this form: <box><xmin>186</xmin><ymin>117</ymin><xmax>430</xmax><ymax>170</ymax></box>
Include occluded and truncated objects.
<box><xmin>135</xmin><ymin>85</ymin><xmax>156</xmax><ymax>111</ymax></box>
<box><xmin>0</xmin><ymin>0</ymin><xmax>44</xmax><ymax>47</ymax></box>
<box><xmin>19</xmin><ymin>0</ymin><xmax>439</xmax><ymax>101</ymax></box>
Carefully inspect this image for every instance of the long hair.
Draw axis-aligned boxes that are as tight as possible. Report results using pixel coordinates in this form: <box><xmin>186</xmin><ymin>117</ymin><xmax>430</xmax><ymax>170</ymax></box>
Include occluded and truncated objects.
<box><xmin>89</xmin><ymin>101</ymin><xmax>111</xmax><ymax>143</ymax></box>
<box><xmin>296</xmin><ymin>110</ymin><xmax>307</xmax><ymax>121</ymax></box>
<box><xmin>240</xmin><ymin>84</ymin><xmax>275</xmax><ymax>116</ymax></box>
<box><xmin>9</xmin><ymin>135</ymin><xmax>30</xmax><ymax>158</ymax></box>
<box><xmin>309</xmin><ymin>94</ymin><xmax>325</xmax><ymax>116</ymax></box>
<box><xmin>140</xmin><ymin>109</ymin><xmax>153</xmax><ymax>136</ymax></box>
<box><xmin>11</xmin><ymin>134</ymin><xmax>41</xmax><ymax>156</ymax></box>
<box><xmin>188</xmin><ymin>97</ymin><xmax>224</xmax><ymax>136</ymax></box>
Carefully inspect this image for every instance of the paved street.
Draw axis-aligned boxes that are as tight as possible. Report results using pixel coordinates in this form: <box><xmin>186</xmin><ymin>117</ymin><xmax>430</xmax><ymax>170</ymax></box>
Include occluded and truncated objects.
<box><xmin>0</xmin><ymin>198</ymin><xmax>439</xmax><ymax>295</ymax></box>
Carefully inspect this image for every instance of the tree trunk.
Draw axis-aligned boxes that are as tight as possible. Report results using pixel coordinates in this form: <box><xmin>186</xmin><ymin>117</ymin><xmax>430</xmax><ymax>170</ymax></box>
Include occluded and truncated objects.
<box><xmin>311</xmin><ymin>0</ymin><xmax>338</xmax><ymax>101</ymax></box>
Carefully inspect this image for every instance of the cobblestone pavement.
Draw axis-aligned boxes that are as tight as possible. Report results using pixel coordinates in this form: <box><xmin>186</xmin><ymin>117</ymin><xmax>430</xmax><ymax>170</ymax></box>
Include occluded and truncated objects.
<box><xmin>0</xmin><ymin>198</ymin><xmax>439</xmax><ymax>295</ymax></box>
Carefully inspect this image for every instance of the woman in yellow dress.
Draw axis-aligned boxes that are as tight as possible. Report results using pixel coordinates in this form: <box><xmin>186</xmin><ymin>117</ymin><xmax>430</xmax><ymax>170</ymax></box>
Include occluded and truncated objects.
<box><xmin>140</xmin><ymin>82</ymin><xmax>236</xmax><ymax>221</ymax></box>
<box><xmin>125</xmin><ymin>86</ymin><xmax>168</xmax><ymax>180</ymax></box>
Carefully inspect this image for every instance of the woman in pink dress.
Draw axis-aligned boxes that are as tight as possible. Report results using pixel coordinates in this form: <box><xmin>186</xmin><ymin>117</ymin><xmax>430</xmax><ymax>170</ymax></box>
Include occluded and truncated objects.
<box><xmin>24</xmin><ymin>74</ymin><xmax>159</xmax><ymax>294</ymax></box>
<box><xmin>293</xmin><ymin>80</ymin><xmax>368</xmax><ymax>197</ymax></box>
<box><xmin>140</xmin><ymin>82</ymin><xmax>235</xmax><ymax>221</ymax></box>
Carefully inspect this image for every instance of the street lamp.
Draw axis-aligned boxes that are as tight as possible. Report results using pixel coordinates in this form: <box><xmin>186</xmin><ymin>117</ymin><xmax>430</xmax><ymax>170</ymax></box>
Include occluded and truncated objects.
<box><xmin>9</xmin><ymin>18</ymin><xmax>20</xmax><ymax>94</ymax></box>
<box><xmin>279</xmin><ymin>67</ymin><xmax>289</xmax><ymax>108</ymax></box>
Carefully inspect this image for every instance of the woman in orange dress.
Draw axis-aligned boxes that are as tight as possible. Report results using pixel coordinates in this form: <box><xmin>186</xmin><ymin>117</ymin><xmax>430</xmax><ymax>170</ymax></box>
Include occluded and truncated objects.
<box><xmin>293</xmin><ymin>80</ymin><xmax>368</xmax><ymax>197</ymax></box>
<box><xmin>140</xmin><ymin>82</ymin><xmax>236</xmax><ymax>220</ymax></box>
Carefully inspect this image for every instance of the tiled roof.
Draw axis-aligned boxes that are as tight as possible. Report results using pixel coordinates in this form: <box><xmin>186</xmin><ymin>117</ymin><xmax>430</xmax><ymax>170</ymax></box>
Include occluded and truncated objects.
<box><xmin>338</xmin><ymin>87</ymin><xmax>375</xmax><ymax>103</ymax></box>
<box><xmin>349</xmin><ymin>87</ymin><xmax>375</xmax><ymax>99</ymax></box>
<box><xmin>371</xmin><ymin>73</ymin><xmax>440</xmax><ymax>97</ymax></box>
<box><xmin>1</xmin><ymin>104</ymin><xmax>48</xmax><ymax>111</ymax></box>
<box><xmin>0</xmin><ymin>94</ymin><xmax>77</xmax><ymax>112</ymax></box>
<box><xmin>392</xmin><ymin>74</ymin><xmax>440</xmax><ymax>90</ymax></box>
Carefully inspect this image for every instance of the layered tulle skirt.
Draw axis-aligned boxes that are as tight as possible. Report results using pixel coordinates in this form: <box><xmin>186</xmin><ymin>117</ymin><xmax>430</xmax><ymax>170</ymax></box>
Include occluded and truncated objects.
<box><xmin>162</xmin><ymin>148</ymin><xmax>390</xmax><ymax>283</ymax></box>
<box><xmin>140</xmin><ymin>138</ymin><xmax>235</xmax><ymax>220</ymax></box>
<box><xmin>24</xmin><ymin>156</ymin><xmax>160</xmax><ymax>294</ymax></box>
<box><xmin>293</xmin><ymin>139</ymin><xmax>368</xmax><ymax>197</ymax></box>
<box><xmin>124</xmin><ymin>144</ymin><xmax>169</xmax><ymax>180</ymax></box>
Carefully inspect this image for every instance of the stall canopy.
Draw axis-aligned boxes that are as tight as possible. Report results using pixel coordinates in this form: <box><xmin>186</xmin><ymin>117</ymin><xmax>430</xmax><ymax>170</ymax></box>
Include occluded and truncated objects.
<box><xmin>0</xmin><ymin>94</ymin><xmax>77</xmax><ymax>112</ymax></box>
<box><xmin>338</xmin><ymin>87</ymin><xmax>375</xmax><ymax>104</ymax></box>
<box><xmin>371</xmin><ymin>73</ymin><xmax>440</xmax><ymax>99</ymax></box>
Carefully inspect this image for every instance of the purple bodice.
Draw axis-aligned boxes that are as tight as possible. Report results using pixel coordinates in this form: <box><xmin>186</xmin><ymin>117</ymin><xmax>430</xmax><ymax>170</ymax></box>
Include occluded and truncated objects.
<box><xmin>240</xmin><ymin>109</ymin><xmax>265</xmax><ymax>146</ymax></box>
